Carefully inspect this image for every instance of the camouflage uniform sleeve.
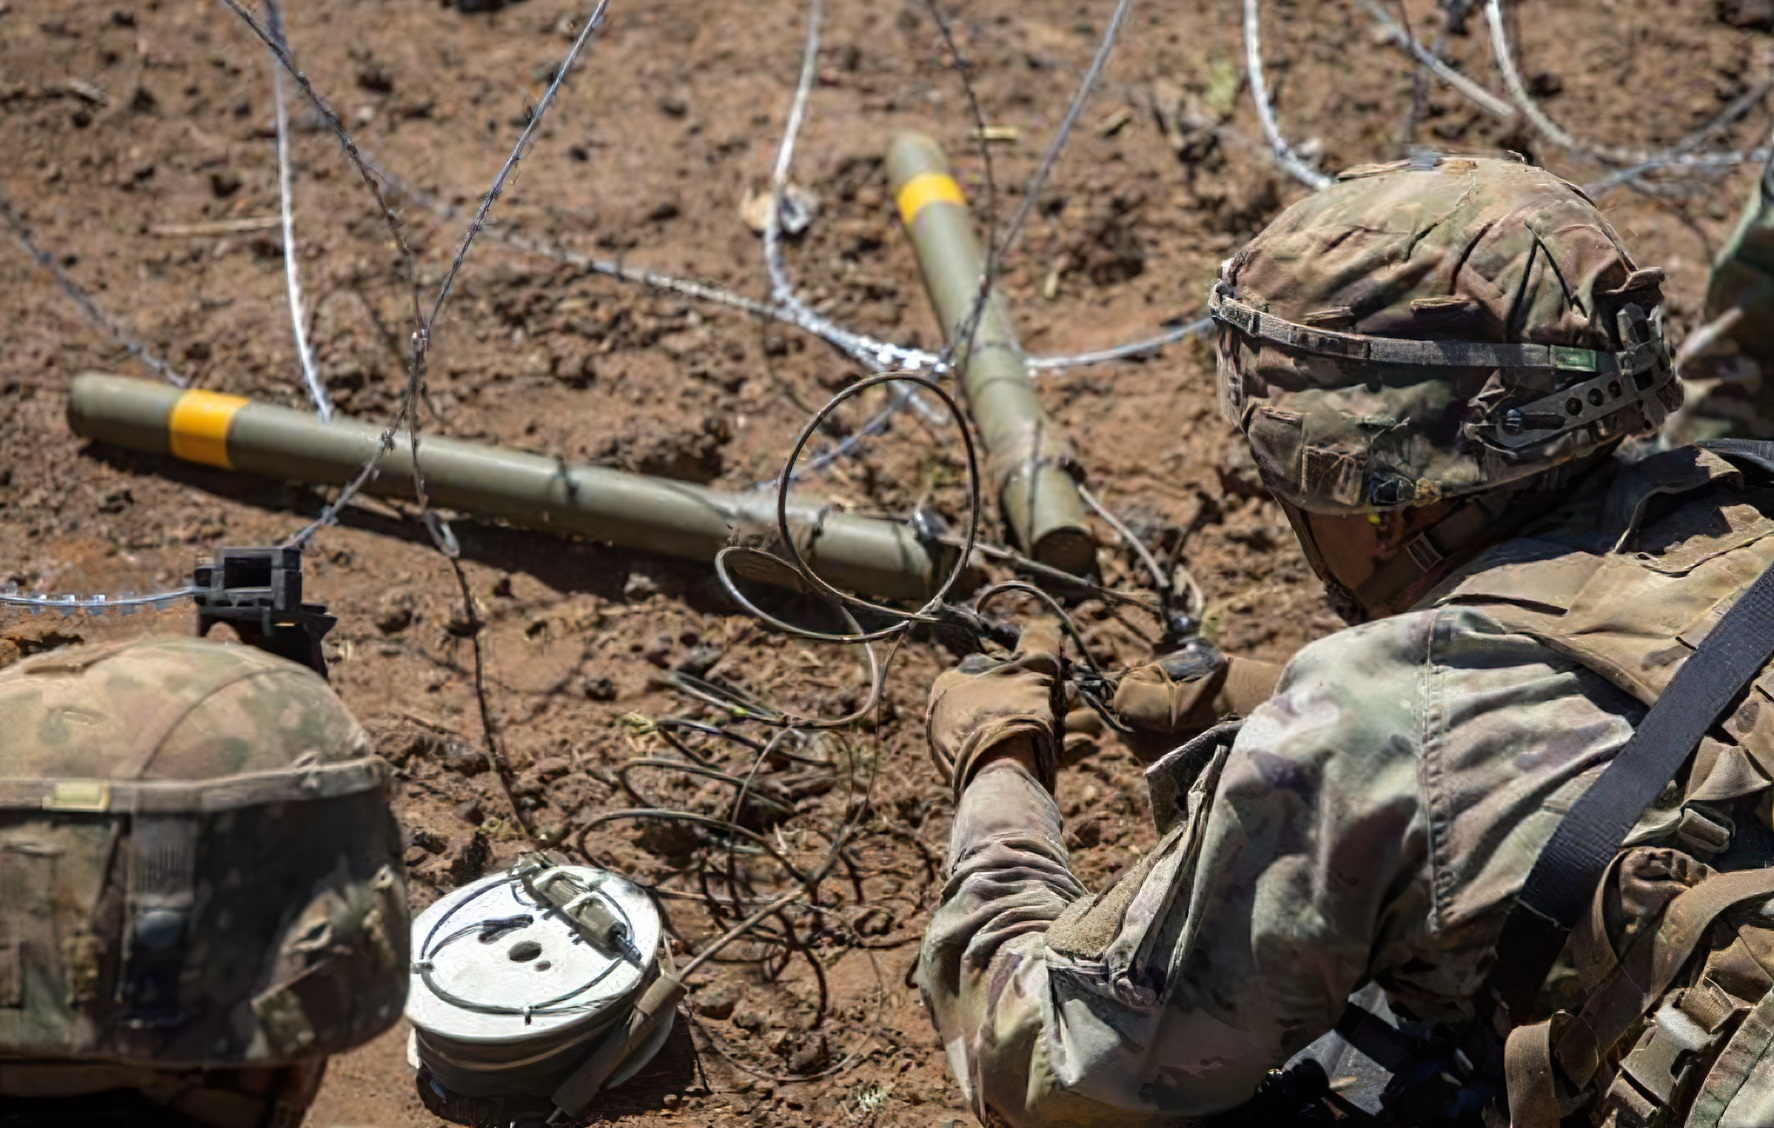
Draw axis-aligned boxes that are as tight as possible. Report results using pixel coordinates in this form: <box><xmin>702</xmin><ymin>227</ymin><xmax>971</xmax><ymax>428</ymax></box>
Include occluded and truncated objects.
<box><xmin>920</xmin><ymin>614</ymin><xmax>1434</xmax><ymax>1126</ymax></box>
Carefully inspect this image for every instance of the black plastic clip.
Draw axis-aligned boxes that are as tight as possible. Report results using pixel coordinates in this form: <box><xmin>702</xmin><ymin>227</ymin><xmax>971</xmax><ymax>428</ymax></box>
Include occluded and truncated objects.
<box><xmin>191</xmin><ymin>546</ymin><xmax>337</xmax><ymax>677</ymax></box>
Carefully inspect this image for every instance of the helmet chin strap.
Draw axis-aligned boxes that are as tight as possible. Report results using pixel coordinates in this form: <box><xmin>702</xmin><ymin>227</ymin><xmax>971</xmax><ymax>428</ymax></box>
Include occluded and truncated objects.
<box><xmin>1280</xmin><ymin>448</ymin><xmax>1616</xmax><ymax>621</ymax></box>
<box><xmin>1321</xmin><ymin>573</ymin><xmax>1369</xmax><ymax>627</ymax></box>
<box><xmin>1273</xmin><ymin>502</ymin><xmax>1364</xmax><ymax>624</ymax></box>
<box><xmin>1356</xmin><ymin>492</ymin><xmax>1515</xmax><ymax>616</ymax></box>
<box><xmin>1284</xmin><ymin>496</ymin><xmax>1504</xmax><ymax>623</ymax></box>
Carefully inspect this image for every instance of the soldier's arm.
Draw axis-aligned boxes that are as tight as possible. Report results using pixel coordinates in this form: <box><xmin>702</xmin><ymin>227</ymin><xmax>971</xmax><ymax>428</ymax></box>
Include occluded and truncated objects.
<box><xmin>920</xmin><ymin>615</ymin><xmax>1432</xmax><ymax>1126</ymax></box>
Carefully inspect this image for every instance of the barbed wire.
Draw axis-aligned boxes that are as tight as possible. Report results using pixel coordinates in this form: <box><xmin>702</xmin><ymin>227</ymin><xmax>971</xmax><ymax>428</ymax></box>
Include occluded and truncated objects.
<box><xmin>265</xmin><ymin>0</ymin><xmax>330</xmax><ymax>419</ymax></box>
<box><xmin>757</xmin><ymin>0</ymin><xmax>953</xmax><ymax>477</ymax></box>
<box><xmin>1354</xmin><ymin>0</ymin><xmax>1513</xmax><ymax>119</ymax></box>
<box><xmin>0</xmin><ymin>0</ymin><xmax>1625</xmax><ymax>648</ymax></box>
<box><xmin>760</xmin><ymin>0</ymin><xmax>1016</xmax><ymax>492</ymax></box>
<box><xmin>209</xmin><ymin>0</ymin><xmax>621</xmax><ymax>859</ymax></box>
<box><xmin>428</xmin><ymin>2</ymin><xmax>612</xmax><ymax>348</ymax></box>
<box><xmin>762</xmin><ymin>0</ymin><xmax>841</xmax><ymax>341</ymax></box>
<box><xmin>0</xmin><ymin>585</ymin><xmax>200</xmax><ymax>615</ymax></box>
<box><xmin>402</xmin><ymin>0</ymin><xmax>612</xmax><ymax>554</ymax></box>
<box><xmin>986</xmin><ymin>0</ymin><xmax>1135</xmax><ymax>274</ymax></box>
<box><xmin>0</xmin><ymin>189</ymin><xmax>190</xmax><ymax>387</ymax></box>
<box><xmin>1244</xmin><ymin>0</ymin><xmax>1332</xmax><ymax>190</ymax></box>
<box><xmin>217</xmin><ymin>0</ymin><xmax>429</xmax><ymax>552</ymax></box>
<box><xmin>755</xmin><ymin>0</ymin><xmax>1148</xmax><ymax>488</ymax></box>
<box><xmin>257</xmin><ymin>0</ymin><xmax>611</xmax><ymax>551</ymax></box>
<box><xmin>9</xmin><ymin>0</ymin><xmax>1765</xmax><ymax>435</ymax></box>
<box><xmin>216</xmin><ymin>0</ymin><xmax>424</xmax><ymax>320</ymax></box>
<box><xmin>714</xmin><ymin>0</ymin><xmax>1195</xmax><ymax>699</ymax></box>
<box><xmin>924</xmin><ymin>0</ymin><xmax>1003</xmax><ymax>255</ymax></box>
<box><xmin>1483</xmin><ymin>0</ymin><xmax>1769</xmax><ymax>175</ymax></box>
<box><xmin>1032</xmin><ymin>318</ymin><xmax>1211</xmax><ymax>368</ymax></box>
<box><xmin>6</xmin><ymin>0</ymin><xmax>1754</xmax><ymax>631</ymax></box>
<box><xmin>1349</xmin><ymin>0</ymin><xmax>1773</xmax><ymax>199</ymax></box>
<box><xmin>373</xmin><ymin>152</ymin><xmax>1205</xmax><ymax>383</ymax></box>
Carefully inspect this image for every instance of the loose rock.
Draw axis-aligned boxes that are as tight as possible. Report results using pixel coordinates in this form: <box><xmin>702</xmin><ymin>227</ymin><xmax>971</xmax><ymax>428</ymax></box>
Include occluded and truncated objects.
<box><xmin>693</xmin><ymin>981</ymin><xmax>741</xmax><ymax>1020</ymax></box>
<box><xmin>375</xmin><ymin>590</ymin><xmax>415</xmax><ymax>634</ymax></box>
<box><xmin>446</xmin><ymin>831</ymin><xmax>491</xmax><ymax>884</ymax></box>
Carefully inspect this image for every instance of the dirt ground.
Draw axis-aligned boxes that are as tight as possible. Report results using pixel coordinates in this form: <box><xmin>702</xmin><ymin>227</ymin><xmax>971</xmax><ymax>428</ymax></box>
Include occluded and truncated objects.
<box><xmin>1</xmin><ymin>0</ymin><xmax>1770</xmax><ymax>1124</ymax></box>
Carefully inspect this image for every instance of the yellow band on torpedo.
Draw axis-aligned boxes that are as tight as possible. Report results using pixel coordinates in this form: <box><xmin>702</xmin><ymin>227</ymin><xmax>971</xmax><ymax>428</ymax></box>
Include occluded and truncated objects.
<box><xmin>167</xmin><ymin>389</ymin><xmax>248</xmax><ymax>469</ymax></box>
<box><xmin>895</xmin><ymin>172</ymin><xmax>966</xmax><ymax>227</ymax></box>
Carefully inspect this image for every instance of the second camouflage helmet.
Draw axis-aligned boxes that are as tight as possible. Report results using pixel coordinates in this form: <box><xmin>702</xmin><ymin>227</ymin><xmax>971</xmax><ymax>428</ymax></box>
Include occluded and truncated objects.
<box><xmin>1212</xmin><ymin>154</ymin><xmax>1680</xmax><ymax>514</ymax></box>
<box><xmin>0</xmin><ymin>637</ymin><xmax>407</xmax><ymax>1096</ymax></box>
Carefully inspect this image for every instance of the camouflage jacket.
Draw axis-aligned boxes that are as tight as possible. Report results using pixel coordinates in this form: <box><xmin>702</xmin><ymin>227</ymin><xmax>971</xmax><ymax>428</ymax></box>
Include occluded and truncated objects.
<box><xmin>921</xmin><ymin>442</ymin><xmax>1774</xmax><ymax>1126</ymax></box>
<box><xmin>921</xmin><ymin>603</ymin><xmax>1647</xmax><ymax>1125</ymax></box>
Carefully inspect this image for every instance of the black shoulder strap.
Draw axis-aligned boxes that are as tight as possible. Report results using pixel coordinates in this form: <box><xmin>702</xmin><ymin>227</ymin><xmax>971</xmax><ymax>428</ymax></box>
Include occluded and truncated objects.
<box><xmin>1701</xmin><ymin>437</ymin><xmax>1774</xmax><ymax>479</ymax></box>
<box><xmin>1485</xmin><ymin>507</ymin><xmax>1774</xmax><ymax>1018</ymax></box>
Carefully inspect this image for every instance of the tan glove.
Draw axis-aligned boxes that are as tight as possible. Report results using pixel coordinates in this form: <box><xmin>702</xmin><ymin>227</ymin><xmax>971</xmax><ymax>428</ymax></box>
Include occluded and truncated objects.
<box><xmin>926</xmin><ymin>622</ymin><xmax>1065</xmax><ymax>800</ymax></box>
<box><xmin>1112</xmin><ymin>643</ymin><xmax>1284</xmax><ymax>761</ymax></box>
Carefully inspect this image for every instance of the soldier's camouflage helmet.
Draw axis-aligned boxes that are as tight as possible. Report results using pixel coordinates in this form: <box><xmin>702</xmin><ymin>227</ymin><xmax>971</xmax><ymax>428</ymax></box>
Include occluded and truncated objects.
<box><xmin>0</xmin><ymin>637</ymin><xmax>407</xmax><ymax>1127</ymax></box>
<box><xmin>1212</xmin><ymin>154</ymin><xmax>1681</xmax><ymax>514</ymax></box>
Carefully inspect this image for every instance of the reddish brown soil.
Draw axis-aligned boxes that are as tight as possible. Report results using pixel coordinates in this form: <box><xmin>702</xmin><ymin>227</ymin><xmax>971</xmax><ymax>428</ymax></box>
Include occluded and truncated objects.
<box><xmin>1</xmin><ymin>0</ymin><xmax>1769</xmax><ymax>1125</ymax></box>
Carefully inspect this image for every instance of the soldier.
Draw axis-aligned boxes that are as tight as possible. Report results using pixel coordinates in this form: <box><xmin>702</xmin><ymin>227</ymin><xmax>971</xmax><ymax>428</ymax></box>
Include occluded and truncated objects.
<box><xmin>0</xmin><ymin>636</ymin><xmax>408</xmax><ymax>1127</ymax></box>
<box><xmin>1664</xmin><ymin>151</ymin><xmax>1774</xmax><ymax>445</ymax></box>
<box><xmin>1110</xmin><ymin>152</ymin><xmax>1774</xmax><ymax>744</ymax></box>
<box><xmin>920</xmin><ymin>155</ymin><xmax>1774</xmax><ymax>1126</ymax></box>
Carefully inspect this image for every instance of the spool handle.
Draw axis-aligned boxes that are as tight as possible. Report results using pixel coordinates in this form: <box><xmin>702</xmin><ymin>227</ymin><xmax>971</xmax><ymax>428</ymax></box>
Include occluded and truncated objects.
<box><xmin>548</xmin><ymin>971</ymin><xmax>686</xmax><ymax>1121</ymax></box>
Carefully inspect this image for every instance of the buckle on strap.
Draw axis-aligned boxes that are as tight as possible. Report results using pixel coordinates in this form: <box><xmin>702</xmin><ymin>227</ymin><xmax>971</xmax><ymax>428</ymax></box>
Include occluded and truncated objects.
<box><xmin>1404</xmin><ymin>533</ymin><xmax>1445</xmax><ymax>573</ymax></box>
<box><xmin>1207</xmin><ymin>285</ymin><xmax>1256</xmax><ymax>334</ymax></box>
<box><xmin>1489</xmin><ymin>356</ymin><xmax>1677</xmax><ymax>452</ymax></box>
<box><xmin>1614</xmin><ymin>996</ymin><xmax>1717</xmax><ymax>1107</ymax></box>
<box><xmin>1551</xmin><ymin>345</ymin><xmax>1600</xmax><ymax>373</ymax></box>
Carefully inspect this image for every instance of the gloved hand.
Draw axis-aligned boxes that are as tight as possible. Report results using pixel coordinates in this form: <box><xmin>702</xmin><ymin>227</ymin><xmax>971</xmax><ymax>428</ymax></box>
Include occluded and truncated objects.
<box><xmin>1112</xmin><ymin>641</ymin><xmax>1285</xmax><ymax>762</ymax></box>
<box><xmin>926</xmin><ymin>621</ymin><xmax>1066</xmax><ymax>800</ymax></box>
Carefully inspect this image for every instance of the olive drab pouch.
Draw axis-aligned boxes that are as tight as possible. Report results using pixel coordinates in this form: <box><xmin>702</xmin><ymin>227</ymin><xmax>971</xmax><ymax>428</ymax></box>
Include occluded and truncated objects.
<box><xmin>1500</xmin><ymin>850</ymin><xmax>1774</xmax><ymax>1127</ymax></box>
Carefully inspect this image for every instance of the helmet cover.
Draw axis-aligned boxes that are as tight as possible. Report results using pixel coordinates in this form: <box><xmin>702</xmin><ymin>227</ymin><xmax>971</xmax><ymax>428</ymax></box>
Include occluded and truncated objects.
<box><xmin>0</xmin><ymin>637</ymin><xmax>407</xmax><ymax>1079</ymax></box>
<box><xmin>1214</xmin><ymin>155</ymin><xmax>1680</xmax><ymax>514</ymax></box>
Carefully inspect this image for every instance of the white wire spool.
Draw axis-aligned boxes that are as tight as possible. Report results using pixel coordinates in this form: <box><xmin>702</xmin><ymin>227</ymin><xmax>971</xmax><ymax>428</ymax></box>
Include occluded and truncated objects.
<box><xmin>406</xmin><ymin>860</ymin><xmax>671</xmax><ymax>1101</ymax></box>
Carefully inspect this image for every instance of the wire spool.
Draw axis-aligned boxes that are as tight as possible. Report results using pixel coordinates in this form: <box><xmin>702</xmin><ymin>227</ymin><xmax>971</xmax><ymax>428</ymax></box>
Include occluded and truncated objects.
<box><xmin>406</xmin><ymin>859</ymin><xmax>671</xmax><ymax>1106</ymax></box>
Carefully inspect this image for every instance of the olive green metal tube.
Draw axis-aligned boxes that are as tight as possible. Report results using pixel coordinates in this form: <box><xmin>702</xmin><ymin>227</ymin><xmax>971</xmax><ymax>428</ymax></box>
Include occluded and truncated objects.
<box><xmin>886</xmin><ymin>132</ymin><xmax>1095</xmax><ymax>576</ymax></box>
<box><xmin>67</xmin><ymin>373</ymin><xmax>942</xmax><ymax>601</ymax></box>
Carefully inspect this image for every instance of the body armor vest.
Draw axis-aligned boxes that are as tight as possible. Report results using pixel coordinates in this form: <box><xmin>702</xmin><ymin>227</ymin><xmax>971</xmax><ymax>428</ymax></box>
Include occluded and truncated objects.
<box><xmin>1433</xmin><ymin>445</ymin><xmax>1774</xmax><ymax>1126</ymax></box>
